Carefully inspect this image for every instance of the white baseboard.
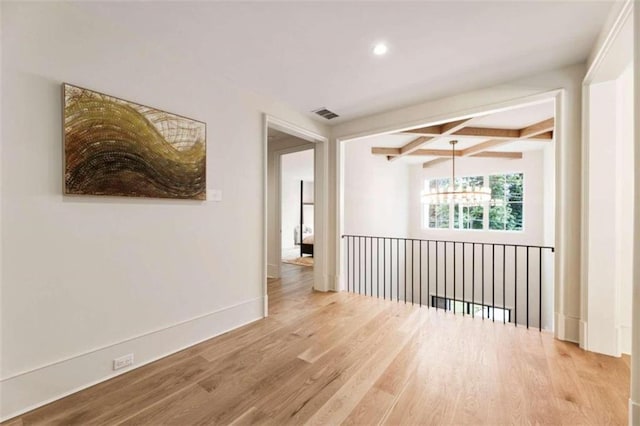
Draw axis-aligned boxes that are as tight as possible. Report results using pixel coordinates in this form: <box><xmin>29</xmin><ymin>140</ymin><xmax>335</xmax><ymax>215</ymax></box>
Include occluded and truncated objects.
<box><xmin>264</xmin><ymin>294</ymin><xmax>269</xmax><ymax>317</ymax></box>
<box><xmin>579</xmin><ymin>319</ymin><xmax>588</xmax><ymax>350</ymax></box>
<box><xmin>630</xmin><ymin>399</ymin><xmax>640</xmax><ymax>426</ymax></box>
<box><xmin>0</xmin><ymin>297</ymin><xmax>264</xmax><ymax>422</ymax></box>
<box><xmin>576</xmin><ymin>319</ymin><xmax>625</xmax><ymax>357</ymax></box>
<box><xmin>330</xmin><ymin>274</ymin><xmax>341</xmax><ymax>292</ymax></box>
<box><xmin>555</xmin><ymin>313</ymin><xmax>580</xmax><ymax>343</ymax></box>
<box><xmin>267</xmin><ymin>262</ymin><xmax>280</xmax><ymax>279</ymax></box>
<box><xmin>619</xmin><ymin>325</ymin><xmax>632</xmax><ymax>355</ymax></box>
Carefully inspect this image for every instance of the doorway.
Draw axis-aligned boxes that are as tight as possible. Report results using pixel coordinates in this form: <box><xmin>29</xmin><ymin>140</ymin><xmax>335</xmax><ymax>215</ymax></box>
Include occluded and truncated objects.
<box><xmin>336</xmin><ymin>95</ymin><xmax>559</xmax><ymax>332</ymax></box>
<box><xmin>279</xmin><ymin>149</ymin><xmax>315</xmax><ymax>266</ymax></box>
<box><xmin>263</xmin><ymin>115</ymin><xmax>328</xmax><ymax>317</ymax></box>
<box><xmin>267</xmin><ymin>130</ymin><xmax>315</xmax><ymax>274</ymax></box>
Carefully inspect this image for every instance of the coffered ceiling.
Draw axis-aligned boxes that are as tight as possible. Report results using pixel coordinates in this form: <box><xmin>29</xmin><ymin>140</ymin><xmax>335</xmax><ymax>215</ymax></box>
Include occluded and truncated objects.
<box><xmin>367</xmin><ymin>101</ymin><xmax>555</xmax><ymax>166</ymax></box>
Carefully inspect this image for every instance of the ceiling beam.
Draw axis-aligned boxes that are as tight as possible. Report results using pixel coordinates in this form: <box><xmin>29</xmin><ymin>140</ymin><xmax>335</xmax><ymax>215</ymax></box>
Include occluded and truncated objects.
<box><xmin>372</xmin><ymin>147</ymin><xmax>400</xmax><ymax>155</ymax></box>
<box><xmin>414</xmin><ymin>149</ymin><xmax>462</xmax><ymax>157</ymax></box>
<box><xmin>399</xmin><ymin>122</ymin><xmax>554</xmax><ymax>141</ymax></box>
<box><xmin>453</xmin><ymin>127</ymin><xmax>520</xmax><ymax>139</ymax></box>
<box><xmin>519</xmin><ymin>118</ymin><xmax>555</xmax><ymax>139</ymax></box>
<box><xmin>402</xmin><ymin>124</ymin><xmax>442</xmax><ymax>135</ymax></box>
<box><xmin>373</xmin><ymin>146</ymin><xmax>523</xmax><ymax>162</ymax></box>
<box><xmin>398</xmin><ymin>136</ymin><xmax>435</xmax><ymax>155</ymax></box>
<box><xmin>461</xmin><ymin>139</ymin><xmax>510</xmax><ymax>157</ymax></box>
<box><xmin>377</xmin><ymin>116</ymin><xmax>552</xmax><ymax>164</ymax></box>
<box><xmin>389</xmin><ymin>117</ymin><xmax>473</xmax><ymax>162</ymax></box>
<box><xmin>421</xmin><ymin>151</ymin><xmax>522</xmax><ymax>168</ymax></box>
<box><xmin>372</xmin><ymin>147</ymin><xmax>462</xmax><ymax>157</ymax></box>
<box><xmin>387</xmin><ymin>134</ymin><xmax>436</xmax><ymax>162</ymax></box>
<box><xmin>471</xmin><ymin>151</ymin><xmax>522</xmax><ymax>159</ymax></box>
<box><xmin>441</xmin><ymin>119</ymin><xmax>470</xmax><ymax>134</ymax></box>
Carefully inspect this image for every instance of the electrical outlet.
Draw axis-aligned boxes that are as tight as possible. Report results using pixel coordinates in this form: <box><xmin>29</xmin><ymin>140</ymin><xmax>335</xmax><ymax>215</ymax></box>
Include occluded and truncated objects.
<box><xmin>113</xmin><ymin>354</ymin><xmax>134</xmax><ymax>371</ymax></box>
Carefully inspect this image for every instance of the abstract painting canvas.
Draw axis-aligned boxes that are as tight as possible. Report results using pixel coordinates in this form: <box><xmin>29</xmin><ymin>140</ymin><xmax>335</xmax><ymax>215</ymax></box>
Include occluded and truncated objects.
<box><xmin>63</xmin><ymin>83</ymin><xmax>206</xmax><ymax>200</ymax></box>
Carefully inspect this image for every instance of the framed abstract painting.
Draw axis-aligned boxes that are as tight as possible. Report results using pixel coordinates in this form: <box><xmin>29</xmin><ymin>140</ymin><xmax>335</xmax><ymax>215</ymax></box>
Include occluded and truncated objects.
<box><xmin>63</xmin><ymin>83</ymin><xmax>206</xmax><ymax>200</ymax></box>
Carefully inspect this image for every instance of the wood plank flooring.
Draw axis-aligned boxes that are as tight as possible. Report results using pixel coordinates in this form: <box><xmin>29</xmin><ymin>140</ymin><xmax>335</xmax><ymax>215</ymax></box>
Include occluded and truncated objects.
<box><xmin>4</xmin><ymin>263</ymin><xmax>630</xmax><ymax>425</ymax></box>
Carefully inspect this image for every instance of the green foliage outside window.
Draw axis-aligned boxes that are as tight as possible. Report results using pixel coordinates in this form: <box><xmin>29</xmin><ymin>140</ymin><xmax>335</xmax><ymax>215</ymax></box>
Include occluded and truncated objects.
<box><xmin>489</xmin><ymin>173</ymin><xmax>523</xmax><ymax>231</ymax></box>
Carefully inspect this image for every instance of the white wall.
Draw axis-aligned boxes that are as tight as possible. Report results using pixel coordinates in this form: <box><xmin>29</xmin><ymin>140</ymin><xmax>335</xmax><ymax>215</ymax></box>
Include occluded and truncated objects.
<box><xmin>333</xmin><ymin>64</ymin><xmax>583</xmax><ymax>342</ymax></box>
<box><xmin>343</xmin><ymin>137</ymin><xmax>410</xmax><ymax>238</ymax></box>
<box><xmin>0</xmin><ymin>2</ymin><xmax>328</xmax><ymax>420</ymax></box>
<box><xmin>281</xmin><ymin>150</ymin><xmax>314</xmax><ymax>250</ymax></box>
<box><xmin>341</xmin><ymin>136</ymin><xmax>410</xmax><ymax>296</ymax></box>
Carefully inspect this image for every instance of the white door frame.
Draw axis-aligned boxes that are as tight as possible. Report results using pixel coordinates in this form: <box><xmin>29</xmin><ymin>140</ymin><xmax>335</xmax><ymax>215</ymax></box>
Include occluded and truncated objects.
<box><xmin>263</xmin><ymin>115</ymin><xmax>329</xmax><ymax>316</ymax></box>
<box><xmin>580</xmin><ymin>1</ymin><xmax>637</xmax><ymax>420</ymax></box>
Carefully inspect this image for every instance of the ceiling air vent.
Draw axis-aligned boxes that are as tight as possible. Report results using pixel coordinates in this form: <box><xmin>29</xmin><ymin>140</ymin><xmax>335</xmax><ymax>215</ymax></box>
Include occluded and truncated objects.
<box><xmin>312</xmin><ymin>107</ymin><xmax>339</xmax><ymax>120</ymax></box>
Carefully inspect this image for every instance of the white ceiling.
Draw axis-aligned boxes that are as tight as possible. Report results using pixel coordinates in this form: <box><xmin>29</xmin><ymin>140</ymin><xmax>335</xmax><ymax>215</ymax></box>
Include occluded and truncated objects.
<box><xmin>77</xmin><ymin>1</ymin><xmax>613</xmax><ymax>124</ymax></box>
<box><xmin>471</xmin><ymin>101</ymin><xmax>554</xmax><ymax>129</ymax></box>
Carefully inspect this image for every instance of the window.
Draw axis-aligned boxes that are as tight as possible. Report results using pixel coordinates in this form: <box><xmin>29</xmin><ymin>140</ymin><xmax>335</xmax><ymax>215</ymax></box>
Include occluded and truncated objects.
<box><xmin>489</xmin><ymin>173</ymin><xmax>523</xmax><ymax>231</ymax></box>
<box><xmin>453</xmin><ymin>175</ymin><xmax>485</xmax><ymax>230</ymax></box>
<box><xmin>431</xmin><ymin>296</ymin><xmax>511</xmax><ymax>322</ymax></box>
<box><xmin>425</xmin><ymin>178</ymin><xmax>450</xmax><ymax>229</ymax></box>
<box><xmin>422</xmin><ymin>172</ymin><xmax>524</xmax><ymax>231</ymax></box>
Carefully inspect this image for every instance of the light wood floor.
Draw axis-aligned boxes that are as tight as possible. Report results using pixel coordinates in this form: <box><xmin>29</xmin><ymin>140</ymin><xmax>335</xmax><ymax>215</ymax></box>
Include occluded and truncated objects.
<box><xmin>4</xmin><ymin>263</ymin><xmax>630</xmax><ymax>425</ymax></box>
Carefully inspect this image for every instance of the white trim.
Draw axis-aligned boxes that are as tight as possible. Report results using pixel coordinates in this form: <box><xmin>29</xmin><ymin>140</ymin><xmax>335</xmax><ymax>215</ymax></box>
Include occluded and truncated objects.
<box><xmin>633</xmin><ymin>6</ymin><xmax>640</xmax><ymax>423</ymax></box>
<box><xmin>551</xmin><ymin>90</ymin><xmax>567</xmax><ymax>343</ymax></box>
<box><xmin>630</xmin><ymin>399</ymin><xmax>640</xmax><ymax>426</ymax></box>
<box><xmin>336</xmin><ymin>137</ymin><xmax>345</xmax><ymax>292</ymax></box>
<box><xmin>581</xmin><ymin>0</ymin><xmax>634</xmax><ymax>357</ymax></box>
<box><xmin>335</xmin><ymin>92</ymin><xmax>557</xmax><ymax>143</ymax></box>
<box><xmin>262</xmin><ymin>115</ymin><xmax>270</xmax><ymax>315</ymax></box>
<box><xmin>0</xmin><ymin>296</ymin><xmax>264</xmax><ymax>422</ymax></box>
<box><xmin>267</xmin><ymin>263</ymin><xmax>280</xmax><ymax>279</ymax></box>
<box><xmin>579</xmin><ymin>83</ymin><xmax>590</xmax><ymax>351</ymax></box>
<box><xmin>314</xmin><ymin>128</ymin><xmax>331</xmax><ymax>292</ymax></box>
<box><xmin>273</xmin><ymin>144</ymin><xmax>317</xmax><ymax>157</ymax></box>
<box><xmin>579</xmin><ymin>319</ymin><xmax>588</xmax><ymax>350</ymax></box>
<box><xmin>0</xmin><ymin>296</ymin><xmax>262</xmax><ymax>382</ymax></box>
<box><xmin>263</xmin><ymin>294</ymin><xmax>269</xmax><ymax>318</ymax></box>
<box><xmin>263</xmin><ymin>114</ymin><xmax>329</xmax><ymax>297</ymax></box>
<box><xmin>555</xmin><ymin>313</ymin><xmax>580</xmax><ymax>344</ymax></box>
<box><xmin>267</xmin><ymin>116</ymin><xmax>328</xmax><ymax>145</ymax></box>
<box><xmin>620</xmin><ymin>325</ymin><xmax>632</xmax><ymax>355</ymax></box>
<box><xmin>584</xmin><ymin>0</ymin><xmax>633</xmax><ymax>84</ymax></box>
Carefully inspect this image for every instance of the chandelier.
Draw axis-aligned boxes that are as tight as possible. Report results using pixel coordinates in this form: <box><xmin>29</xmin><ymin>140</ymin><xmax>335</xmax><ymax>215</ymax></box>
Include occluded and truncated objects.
<box><xmin>421</xmin><ymin>140</ymin><xmax>492</xmax><ymax>206</ymax></box>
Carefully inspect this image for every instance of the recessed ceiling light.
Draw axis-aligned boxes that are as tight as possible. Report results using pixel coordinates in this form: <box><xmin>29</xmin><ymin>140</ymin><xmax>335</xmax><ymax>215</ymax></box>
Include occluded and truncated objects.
<box><xmin>373</xmin><ymin>43</ymin><xmax>388</xmax><ymax>56</ymax></box>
